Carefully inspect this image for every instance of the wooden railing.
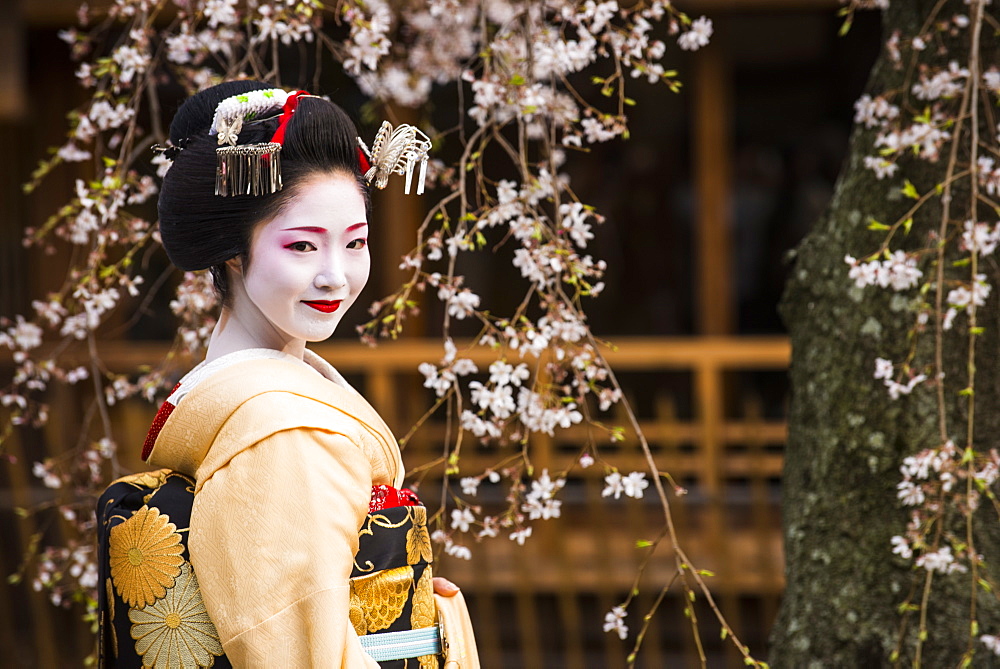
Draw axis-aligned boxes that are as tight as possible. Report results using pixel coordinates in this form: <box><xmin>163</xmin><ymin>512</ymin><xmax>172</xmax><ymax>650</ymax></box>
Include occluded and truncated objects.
<box><xmin>1</xmin><ymin>336</ymin><xmax>790</xmax><ymax>667</ymax></box>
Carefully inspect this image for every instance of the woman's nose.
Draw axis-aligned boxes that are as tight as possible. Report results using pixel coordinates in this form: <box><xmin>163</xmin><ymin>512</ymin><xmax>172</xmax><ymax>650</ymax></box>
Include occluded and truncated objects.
<box><xmin>314</xmin><ymin>254</ymin><xmax>346</xmax><ymax>290</ymax></box>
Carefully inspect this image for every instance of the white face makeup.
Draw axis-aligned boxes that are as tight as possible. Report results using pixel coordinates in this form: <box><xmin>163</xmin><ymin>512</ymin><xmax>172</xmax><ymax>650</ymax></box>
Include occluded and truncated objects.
<box><xmin>232</xmin><ymin>173</ymin><xmax>370</xmax><ymax>352</ymax></box>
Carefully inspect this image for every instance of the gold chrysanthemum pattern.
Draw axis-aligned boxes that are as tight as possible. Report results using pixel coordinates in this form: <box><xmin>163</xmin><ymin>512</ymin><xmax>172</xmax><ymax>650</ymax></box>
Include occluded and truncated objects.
<box><xmin>109</xmin><ymin>506</ymin><xmax>184</xmax><ymax>608</ymax></box>
<box><xmin>129</xmin><ymin>563</ymin><xmax>224</xmax><ymax>668</ymax></box>
<box><xmin>350</xmin><ymin>565</ymin><xmax>414</xmax><ymax>633</ymax></box>
<box><xmin>406</xmin><ymin>507</ymin><xmax>433</xmax><ymax>566</ymax></box>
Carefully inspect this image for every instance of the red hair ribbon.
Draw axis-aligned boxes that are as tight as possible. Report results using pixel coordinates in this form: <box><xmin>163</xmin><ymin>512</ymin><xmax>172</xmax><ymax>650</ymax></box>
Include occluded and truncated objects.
<box><xmin>270</xmin><ymin>89</ymin><xmax>373</xmax><ymax>175</ymax></box>
<box><xmin>270</xmin><ymin>90</ymin><xmax>307</xmax><ymax>146</ymax></box>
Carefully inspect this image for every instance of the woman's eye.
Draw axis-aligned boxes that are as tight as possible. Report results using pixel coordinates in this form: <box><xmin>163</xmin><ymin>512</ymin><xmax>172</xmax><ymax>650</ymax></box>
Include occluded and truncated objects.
<box><xmin>286</xmin><ymin>241</ymin><xmax>315</xmax><ymax>252</ymax></box>
<box><xmin>347</xmin><ymin>238</ymin><xmax>368</xmax><ymax>250</ymax></box>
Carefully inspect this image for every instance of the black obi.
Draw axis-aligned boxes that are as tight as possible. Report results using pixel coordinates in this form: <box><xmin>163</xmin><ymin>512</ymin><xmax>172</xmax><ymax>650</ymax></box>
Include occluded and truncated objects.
<box><xmin>97</xmin><ymin>470</ymin><xmax>440</xmax><ymax>668</ymax></box>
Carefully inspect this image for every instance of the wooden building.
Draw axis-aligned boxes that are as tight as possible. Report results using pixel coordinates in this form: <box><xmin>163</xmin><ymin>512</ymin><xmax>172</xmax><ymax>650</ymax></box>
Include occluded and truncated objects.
<box><xmin>0</xmin><ymin>0</ymin><xmax>879</xmax><ymax>666</ymax></box>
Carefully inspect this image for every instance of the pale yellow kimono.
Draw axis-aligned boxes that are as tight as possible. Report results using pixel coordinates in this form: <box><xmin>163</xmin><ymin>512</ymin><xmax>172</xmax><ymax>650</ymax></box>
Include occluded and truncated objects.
<box><xmin>143</xmin><ymin>349</ymin><xmax>477</xmax><ymax>668</ymax></box>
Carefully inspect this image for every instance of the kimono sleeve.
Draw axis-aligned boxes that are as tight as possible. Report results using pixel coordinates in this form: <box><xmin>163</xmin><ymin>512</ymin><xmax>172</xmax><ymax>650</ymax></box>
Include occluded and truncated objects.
<box><xmin>188</xmin><ymin>426</ymin><xmax>380</xmax><ymax>668</ymax></box>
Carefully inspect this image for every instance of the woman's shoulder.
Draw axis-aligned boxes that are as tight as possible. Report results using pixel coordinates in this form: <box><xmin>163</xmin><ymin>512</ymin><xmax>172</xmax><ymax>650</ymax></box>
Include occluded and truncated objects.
<box><xmin>147</xmin><ymin>349</ymin><xmax>402</xmax><ymax>484</ymax></box>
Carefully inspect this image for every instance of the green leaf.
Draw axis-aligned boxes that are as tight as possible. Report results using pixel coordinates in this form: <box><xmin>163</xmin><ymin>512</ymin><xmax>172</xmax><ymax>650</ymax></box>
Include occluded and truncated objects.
<box><xmin>510</xmin><ymin>74</ymin><xmax>525</xmax><ymax>86</ymax></box>
<box><xmin>953</xmin><ymin>258</ymin><xmax>971</xmax><ymax>267</ymax></box>
<box><xmin>697</xmin><ymin>569</ymin><xmax>715</xmax><ymax>577</ymax></box>
<box><xmin>624</xmin><ymin>98</ymin><xmax>636</xmax><ymax>106</ymax></box>
<box><xmin>979</xmin><ymin>578</ymin><xmax>993</xmax><ymax>593</ymax></box>
<box><xmin>902</xmin><ymin>218</ymin><xmax>913</xmax><ymax>235</ymax></box>
<box><xmin>867</xmin><ymin>220</ymin><xmax>890</xmax><ymax>231</ymax></box>
<box><xmin>959</xmin><ymin>387</ymin><xmax>974</xmax><ymax>397</ymax></box>
<box><xmin>971</xmin><ymin>326</ymin><xmax>985</xmax><ymax>335</ymax></box>
<box><xmin>902</xmin><ymin>179</ymin><xmax>919</xmax><ymax>200</ymax></box>
<box><xmin>635</xmin><ymin>539</ymin><xmax>653</xmax><ymax>548</ymax></box>
<box><xmin>720</xmin><ymin>627</ymin><xmax>728</xmax><ymax>640</ymax></box>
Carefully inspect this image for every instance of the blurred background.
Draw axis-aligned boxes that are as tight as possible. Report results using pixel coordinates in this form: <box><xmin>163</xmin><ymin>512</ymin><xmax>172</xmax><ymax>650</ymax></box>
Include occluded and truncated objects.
<box><xmin>0</xmin><ymin>0</ymin><xmax>880</xmax><ymax>666</ymax></box>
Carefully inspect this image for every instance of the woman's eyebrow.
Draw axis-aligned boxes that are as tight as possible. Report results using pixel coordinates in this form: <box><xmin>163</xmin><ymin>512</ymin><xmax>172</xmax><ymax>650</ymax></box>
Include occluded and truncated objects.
<box><xmin>346</xmin><ymin>222</ymin><xmax>369</xmax><ymax>232</ymax></box>
<box><xmin>282</xmin><ymin>226</ymin><xmax>327</xmax><ymax>233</ymax></box>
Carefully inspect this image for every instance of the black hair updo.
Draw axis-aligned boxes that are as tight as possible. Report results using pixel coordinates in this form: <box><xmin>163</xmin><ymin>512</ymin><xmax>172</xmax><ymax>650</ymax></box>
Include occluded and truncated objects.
<box><xmin>157</xmin><ymin>80</ymin><xmax>370</xmax><ymax>303</ymax></box>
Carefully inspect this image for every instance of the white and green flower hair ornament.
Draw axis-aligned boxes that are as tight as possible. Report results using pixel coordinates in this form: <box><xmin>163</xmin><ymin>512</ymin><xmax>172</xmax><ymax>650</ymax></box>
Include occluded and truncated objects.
<box><xmin>209</xmin><ymin>88</ymin><xmax>290</xmax><ymax>143</ymax></box>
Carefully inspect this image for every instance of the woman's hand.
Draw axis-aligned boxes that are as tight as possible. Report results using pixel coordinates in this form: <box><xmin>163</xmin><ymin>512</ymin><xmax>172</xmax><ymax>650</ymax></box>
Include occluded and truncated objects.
<box><xmin>433</xmin><ymin>577</ymin><xmax>460</xmax><ymax>597</ymax></box>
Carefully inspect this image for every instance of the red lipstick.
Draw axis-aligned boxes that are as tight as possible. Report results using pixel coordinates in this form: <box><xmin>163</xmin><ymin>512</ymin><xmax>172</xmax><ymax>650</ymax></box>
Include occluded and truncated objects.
<box><xmin>302</xmin><ymin>300</ymin><xmax>341</xmax><ymax>313</ymax></box>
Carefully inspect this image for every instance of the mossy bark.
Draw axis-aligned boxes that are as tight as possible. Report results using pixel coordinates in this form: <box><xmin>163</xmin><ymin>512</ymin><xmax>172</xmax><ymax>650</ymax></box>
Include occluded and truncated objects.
<box><xmin>771</xmin><ymin>2</ymin><xmax>1000</xmax><ymax>667</ymax></box>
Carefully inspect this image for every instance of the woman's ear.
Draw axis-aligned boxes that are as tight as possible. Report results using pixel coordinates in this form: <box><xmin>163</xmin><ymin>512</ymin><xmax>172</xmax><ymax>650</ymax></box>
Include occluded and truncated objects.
<box><xmin>225</xmin><ymin>255</ymin><xmax>244</xmax><ymax>277</ymax></box>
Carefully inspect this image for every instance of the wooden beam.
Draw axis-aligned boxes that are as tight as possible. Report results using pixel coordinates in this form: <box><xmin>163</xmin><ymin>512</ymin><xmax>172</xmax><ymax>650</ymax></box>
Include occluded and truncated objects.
<box><xmin>17</xmin><ymin>336</ymin><xmax>791</xmax><ymax>372</ymax></box>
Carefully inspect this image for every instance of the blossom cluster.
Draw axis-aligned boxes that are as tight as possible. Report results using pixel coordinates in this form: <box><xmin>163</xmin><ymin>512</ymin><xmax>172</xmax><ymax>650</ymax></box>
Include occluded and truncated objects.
<box><xmin>844</xmin><ymin>251</ymin><xmax>923</xmax><ymax>291</ymax></box>
<box><xmin>873</xmin><ymin>357</ymin><xmax>927</xmax><ymax>400</ymax></box>
<box><xmin>890</xmin><ymin>441</ymin><xmax>998</xmax><ymax>579</ymax></box>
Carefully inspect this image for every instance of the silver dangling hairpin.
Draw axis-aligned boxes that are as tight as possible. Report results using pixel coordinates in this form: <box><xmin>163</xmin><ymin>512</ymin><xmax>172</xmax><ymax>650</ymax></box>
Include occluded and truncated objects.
<box><xmin>358</xmin><ymin>121</ymin><xmax>432</xmax><ymax>195</ymax></box>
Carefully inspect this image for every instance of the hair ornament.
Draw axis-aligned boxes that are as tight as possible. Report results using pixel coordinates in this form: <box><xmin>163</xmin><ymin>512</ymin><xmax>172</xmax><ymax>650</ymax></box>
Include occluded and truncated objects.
<box><xmin>215</xmin><ymin>143</ymin><xmax>283</xmax><ymax>197</ymax></box>
<box><xmin>211</xmin><ymin>88</ymin><xmax>292</xmax><ymax>197</ymax></box>
<box><xmin>209</xmin><ymin>88</ymin><xmax>290</xmax><ymax>138</ymax></box>
<box><xmin>358</xmin><ymin>121</ymin><xmax>432</xmax><ymax>195</ymax></box>
<box><xmin>151</xmin><ymin>141</ymin><xmax>184</xmax><ymax>160</ymax></box>
<box><xmin>215</xmin><ymin>115</ymin><xmax>243</xmax><ymax>147</ymax></box>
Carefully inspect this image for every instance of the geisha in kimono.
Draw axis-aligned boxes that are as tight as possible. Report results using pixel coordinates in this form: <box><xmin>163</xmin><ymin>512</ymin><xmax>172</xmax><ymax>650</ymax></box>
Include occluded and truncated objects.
<box><xmin>96</xmin><ymin>81</ymin><xmax>479</xmax><ymax>668</ymax></box>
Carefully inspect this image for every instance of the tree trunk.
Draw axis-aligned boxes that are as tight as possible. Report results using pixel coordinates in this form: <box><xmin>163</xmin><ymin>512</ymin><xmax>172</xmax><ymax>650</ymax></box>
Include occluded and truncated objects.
<box><xmin>771</xmin><ymin>1</ymin><xmax>1000</xmax><ymax>667</ymax></box>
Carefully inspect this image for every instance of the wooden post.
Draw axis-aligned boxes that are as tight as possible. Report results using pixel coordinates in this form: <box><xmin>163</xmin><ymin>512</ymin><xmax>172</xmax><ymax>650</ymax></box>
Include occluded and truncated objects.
<box><xmin>0</xmin><ymin>0</ymin><xmax>27</xmax><ymax>317</ymax></box>
<box><xmin>692</xmin><ymin>46</ymin><xmax>734</xmax><ymax>335</ymax></box>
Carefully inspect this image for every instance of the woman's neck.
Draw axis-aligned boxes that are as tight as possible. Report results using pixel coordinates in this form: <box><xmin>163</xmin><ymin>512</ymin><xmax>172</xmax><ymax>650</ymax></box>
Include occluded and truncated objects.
<box><xmin>205</xmin><ymin>308</ymin><xmax>306</xmax><ymax>363</ymax></box>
